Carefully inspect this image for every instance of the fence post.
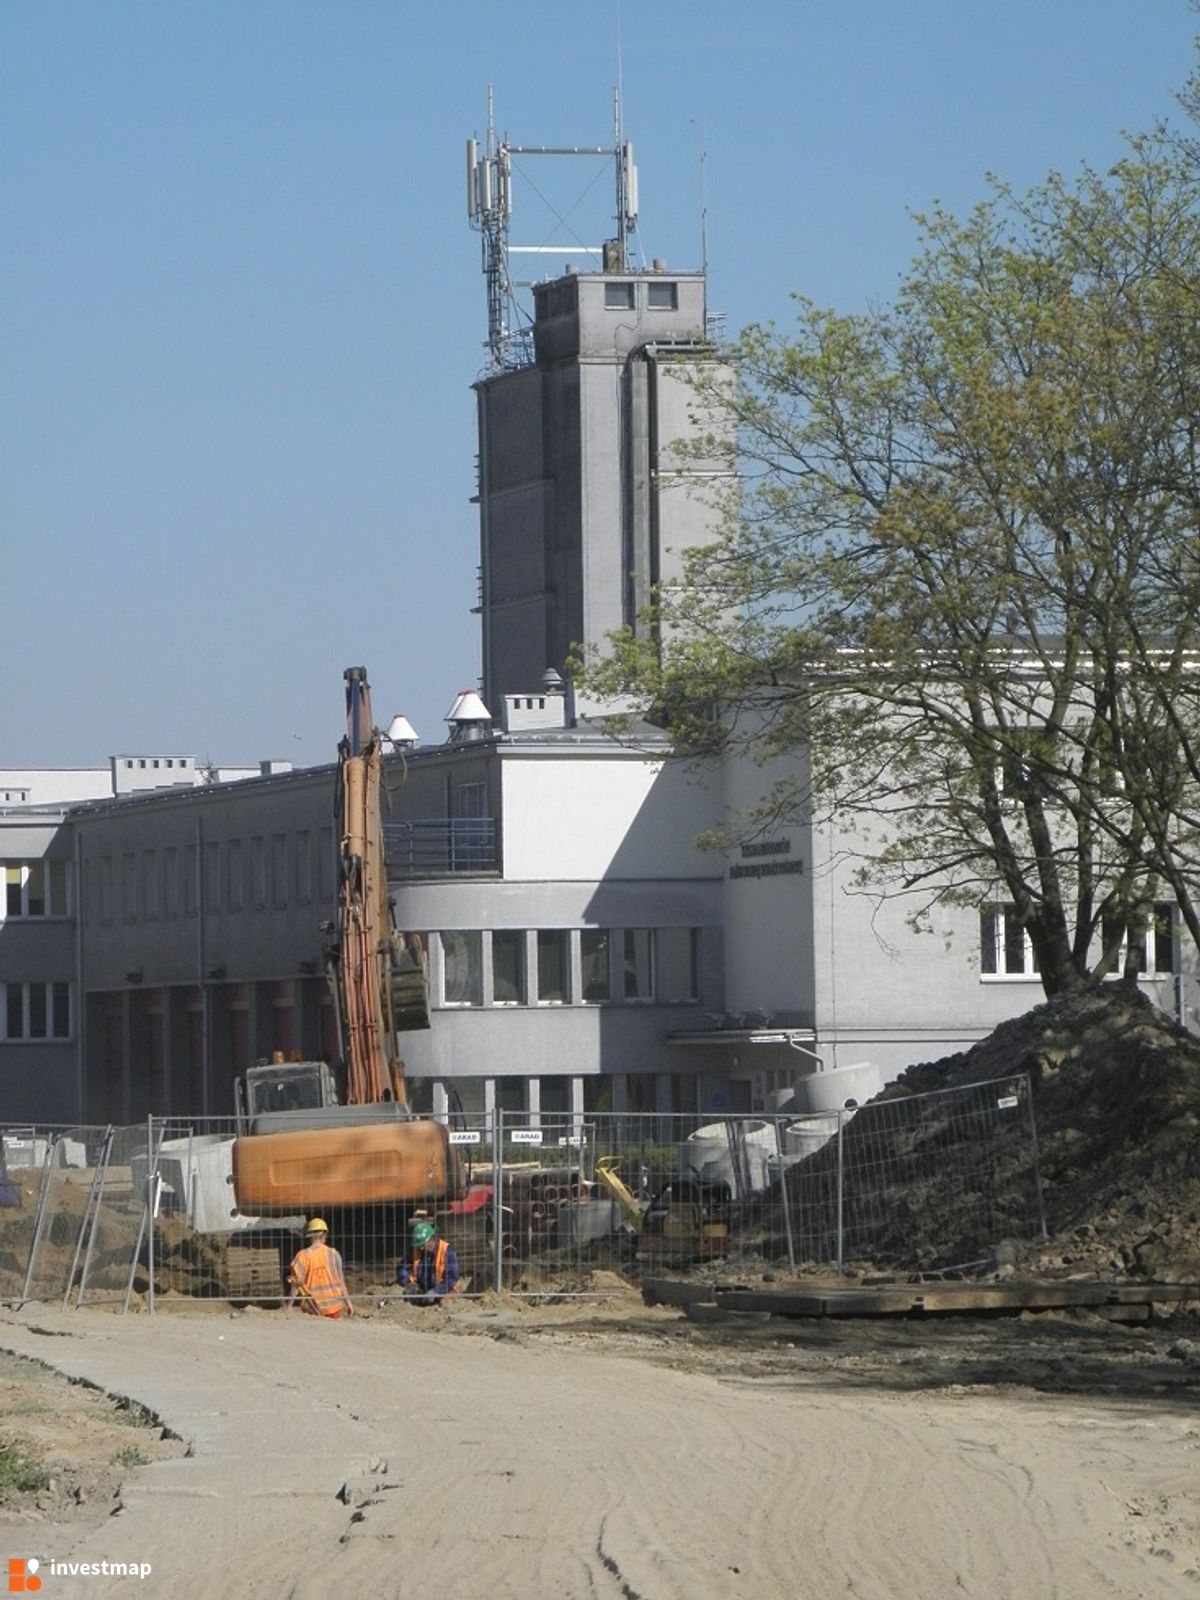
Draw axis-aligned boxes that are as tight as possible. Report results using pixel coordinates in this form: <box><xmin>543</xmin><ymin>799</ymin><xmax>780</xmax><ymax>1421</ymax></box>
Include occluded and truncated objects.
<box><xmin>773</xmin><ymin>1117</ymin><xmax>797</xmax><ymax>1277</ymax></box>
<box><xmin>835</xmin><ymin>1109</ymin><xmax>845</xmax><ymax>1275</ymax></box>
<box><xmin>146</xmin><ymin>1115</ymin><xmax>156</xmax><ymax>1315</ymax></box>
<box><xmin>492</xmin><ymin>1107</ymin><xmax>503</xmax><ymax>1293</ymax></box>
<box><xmin>1023</xmin><ymin>1074</ymin><xmax>1049</xmax><ymax>1243</ymax></box>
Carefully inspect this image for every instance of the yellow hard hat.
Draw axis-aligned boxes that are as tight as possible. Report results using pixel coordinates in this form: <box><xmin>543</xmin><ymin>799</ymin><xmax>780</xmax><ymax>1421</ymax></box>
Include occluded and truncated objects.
<box><xmin>305</xmin><ymin>1217</ymin><xmax>329</xmax><ymax>1234</ymax></box>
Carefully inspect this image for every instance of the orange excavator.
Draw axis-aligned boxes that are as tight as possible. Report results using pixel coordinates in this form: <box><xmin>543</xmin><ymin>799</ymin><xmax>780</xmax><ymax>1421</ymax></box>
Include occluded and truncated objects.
<box><xmin>229</xmin><ymin>667</ymin><xmax>458</xmax><ymax>1218</ymax></box>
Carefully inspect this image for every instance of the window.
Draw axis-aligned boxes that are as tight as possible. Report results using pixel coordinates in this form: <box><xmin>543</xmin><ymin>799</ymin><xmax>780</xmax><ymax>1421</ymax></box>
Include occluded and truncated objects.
<box><xmin>204</xmin><ymin>842</ymin><xmax>221</xmax><ymax>912</ymax></box>
<box><xmin>622</xmin><ymin>929</ymin><xmax>653</xmax><ymax>999</ymax></box>
<box><xmin>271</xmin><ymin>833</ymin><xmax>288</xmax><ymax>908</ymax></box>
<box><xmin>980</xmin><ymin>905</ymin><xmax>1039</xmax><ymax>977</ymax></box>
<box><xmin>580</xmin><ymin>929</ymin><xmax>611</xmax><ymax>1002</ymax></box>
<box><xmin>250</xmin><ymin>837</ymin><xmax>266</xmax><ymax>909</ymax></box>
<box><xmin>141</xmin><ymin>850</ymin><xmax>158</xmax><ymax>921</ymax></box>
<box><xmin>659</xmin><ymin>928</ymin><xmax>699</xmax><ymax>1002</ymax></box>
<box><xmin>121</xmin><ymin>853</ymin><xmax>136</xmax><ymax>923</ymax></box>
<box><xmin>537</xmin><ymin>930</ymin><xmax>569</xmax><ymax>1003</ymax></box>
<box><xmin>226</xmin><ymin>840</ymin><xmax>244</xmax><ymax>912</ymax></box>
<box><xmin>1102</xmin><ymin>904</ymin><xmax>1175</xmax><ymax>977</ymax></box>
<box><xmin>647</xmin><ymin>280</ymin><xmax>678</xmax><ymax>310</ymax></box>
<box><xmin>3</xmin><ymin>982</ymin><xmax>71</xmax><ymax>1041</ymax></box>
<box><xmin>295</xmin><ymin>831</ymin><xmax>312</xmax><ymax>904</ymax></box>
<box><xmin>3</xmin><ymin>860</ymin><xmax>69</xmax><ymax>919</ymax></box>
<box><xmin>492</xmin><ymin>930</ymin><xmax>525</xmax><ymax>1004</ymax></box>
<box><xmin>99</xmin><ymin>856</ymin><xmax>114</xmax><ymax>924</ymax></box>
<box><xmin>604</xmin><ymin>281</ymin><xmax>635</xmax><ymax>309</ymax></box>
<box><xmin>184</xmin><ymin>844</ymin><xmax>198</xmax><ymax>916</ymax></box>
<box><xmin>442</xmin><ymin>931</ymin><xmax>483</xmax><ymax>1005</ymax></box>
<box><xmin>318</xmin><ymin>828</ymin><xmax>336</xmax><ymax>898</ymax></box>
<box><xmin>163</xmin><ymin>848</ymin><xmax>179</xmax><ymax>919</ymax></box>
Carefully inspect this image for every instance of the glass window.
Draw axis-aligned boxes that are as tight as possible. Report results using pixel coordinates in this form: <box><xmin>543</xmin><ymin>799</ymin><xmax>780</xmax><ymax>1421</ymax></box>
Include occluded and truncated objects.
<box><xmin>122</xmin><ymin>853</ymin><xmax>136</xmax><ymax>922</ymax></box>
<box><xmin>26</xmin><ymin>862</ymin><xmax>45</xmax><ymax>917</ymax></box>
<box><xmin>540</xmin><ymin>1076</ymin><xmax>569</xmax><ymax>1115</ymax></box>
<box><xmin>622</xmin><ymin>929</ymin><xmax>653</xmax><ymax>1000</ymax></box>
<box><xmin>271</xmin><ymin>833</ymin><xmax>288</xmax><ymax>908</ymax></box>
<box><xmin>295</xmin><ymin>831</ymin><xmax>312</xmax><ymax>904</ymax></box>
<box><xmin>492</xmin><ymin>931</ymin><xmax>525</xmax><ymax>1004</ymax></box>
<box><xmin>604</xmin><ymin>281</ymin><xmax>635</xmax><ymax>309</ymax></box>
<box><xmin>250</xmin><ymin>837</ymin><xmax>266</xmax><ymax>909</ymax></box>
<box><xmin>163</xmin><ymin>848</ymin><xmax>178</xmax><ymax>918</ymax></box>
<box><xmin>442</xmin><ymin>931</ymin><xmax>483</xmax><ymax>1005</ymax></box>
<box><xmin>319</xmin><ymin>828</ymin><xmax>336</xmax><ymax>898</ymax></box>
<box><xmin>226</xmin><ymin>840</ymin><xmax>244</xmax><ymax>912</ymax></box>
<box><xmin>647</xmin><ymin>281</ymin><xmax>678</xmax><ymax>310</ymax></box>
<box><xmin>537</xmin><ymin>930</ymin><xmax>569</xmax><ymax>1003</ymax></box>
<box><xmin>6</xmin><ymin>986</ymin><xmax>24</xmax><ymax>1039</ymax></box>
<box><xmin>52</xmin><ymin>982</ymin><xmax>71</xmax><ymax>1039</ymax></box>
<box><xmin>5</xmin><ymin>866</ymin><xmax>21</xmax><ymax>918</ymax></box>
<box><xmin>659</xmin><ymin>928</ymin><xmax>698</xmax><ymax>1002</ymax></box>
<box><xmin>980</xmin><ymin>905</ymin><xmax>1038</xmax><ymax>977</ymax></box>
<box><xmin>28</xmin><ymin>984</ymin><xmax>47</xmax><ymax>1040</ymax></box>
<box><xmin>581</xmin><ymin>929</ymin><xmax>611</xmax><ymax>1002</ymax></box>
<box><xmin>204</xmin><ymin>842</ymin><xmax>221</xmax><ymax>912</ymax></box>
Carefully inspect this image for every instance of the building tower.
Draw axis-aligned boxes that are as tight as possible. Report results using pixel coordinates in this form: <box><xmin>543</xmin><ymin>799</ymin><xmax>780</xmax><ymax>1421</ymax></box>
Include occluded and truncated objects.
<box><xmin>467</xmin><ymin>98</ymin><xmax>730</xmax><ymax>711</ymax></box>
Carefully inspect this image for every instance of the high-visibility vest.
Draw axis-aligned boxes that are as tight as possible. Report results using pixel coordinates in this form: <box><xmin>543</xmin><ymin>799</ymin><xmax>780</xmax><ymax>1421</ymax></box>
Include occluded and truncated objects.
<box><xmin>290</xmin><ymin>1241</ymin><xmax>349</xmax><ymax>1317</ymax></box>
<box><xmin>410</xmin><ymin>1238</ymin><xmax>450</xmax><ymax>1289</ymax></box>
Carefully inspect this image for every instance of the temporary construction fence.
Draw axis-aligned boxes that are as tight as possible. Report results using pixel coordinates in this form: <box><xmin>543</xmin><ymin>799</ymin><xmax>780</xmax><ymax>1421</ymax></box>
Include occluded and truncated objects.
<box><xmin>0</xmin><ymin>1074</ymin><xmax>1045</xmax><ymax>1309</ymax></box>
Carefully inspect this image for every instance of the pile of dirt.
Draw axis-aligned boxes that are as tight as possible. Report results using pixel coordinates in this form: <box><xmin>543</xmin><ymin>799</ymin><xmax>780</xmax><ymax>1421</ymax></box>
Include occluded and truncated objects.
<box><xmin>883</xmin><ymin>988</ymin><xmax>1200</xmax><ymax>1282</ymax></box>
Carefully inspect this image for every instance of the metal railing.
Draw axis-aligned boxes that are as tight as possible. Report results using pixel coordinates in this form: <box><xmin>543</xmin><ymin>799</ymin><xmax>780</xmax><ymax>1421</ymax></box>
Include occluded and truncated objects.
<box><xmin>384</xmin><ymin>818</ymin><xmax>498</xmax><ymax>875</ymax></box>
<box><xmin>0</xmin><ymin>1075</ymin><xmax>1045</xmax><ymax>1309</ymax></box>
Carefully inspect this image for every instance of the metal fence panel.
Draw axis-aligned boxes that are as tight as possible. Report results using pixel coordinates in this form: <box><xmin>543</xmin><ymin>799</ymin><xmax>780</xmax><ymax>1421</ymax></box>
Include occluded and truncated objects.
<box><xmin>2</xmin><ymin>1077</ymin><xmax>1045</xmax><ymax>1308</ymax></box>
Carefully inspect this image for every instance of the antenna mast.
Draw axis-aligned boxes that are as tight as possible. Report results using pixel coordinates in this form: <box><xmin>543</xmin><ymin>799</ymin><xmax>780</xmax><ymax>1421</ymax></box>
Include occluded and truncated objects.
<box><xmin>466</xmin><ymin>90</ymin><xmax>639</xmax><ymax>372</ymax></box>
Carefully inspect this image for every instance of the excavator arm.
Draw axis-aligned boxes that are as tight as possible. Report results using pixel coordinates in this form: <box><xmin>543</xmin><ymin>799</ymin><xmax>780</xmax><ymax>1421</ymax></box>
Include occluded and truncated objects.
<box><xmin>331</xmin><ymin>666</ymin><xmax>431</xmax><ymax>1107</ymax></box>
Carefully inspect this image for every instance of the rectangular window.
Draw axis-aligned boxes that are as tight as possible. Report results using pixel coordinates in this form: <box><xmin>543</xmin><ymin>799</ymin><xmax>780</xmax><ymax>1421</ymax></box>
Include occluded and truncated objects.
<box><xmin>1102</xmin><ymin>903</ymin><xmax>1175</xmax><ymax>977</ymax></box>
<box><xmin>980</xmin><ymin>905</ymin><xmax>1039</xmax><ymax>977</ymax></box>
<box><xmin>250</xmin><ymin>837</ymin><xmax>266</xmax><ymax>909</ymax></box>
<box><xmin>647</xmin><ymin>280</ymin><xmax>678</xmax><ymax>310</ymax></box>
<box><xmin>204</xmin><ymin>841</ymin><xmax>221</xmax><ymax>912</ymax></box>
<box><xmin>580</xmin><ymin>929</ymin><xmax>611</xmax><ymax>1002</ymax></box>
<box><xmin>537</xmin><ymin>930</ymin><xmax>569</xmax><ymax>1003</ymax></box>
<box><xmin>2</xmin><ymin>983</ymin><xmax>71</xmax><ymax>1042</ymax></box>
<box><xmin>659</xmin><ymin>928</ymin><xmax>699</xmax><ymax>1002</ymax></box>
<box><xmin>622</xmin><ymin>929</ymin><xmax>653</xmax><ymax>1000</ymax></box>
<box><xmin>122</xmin><ymin>853</ymin><xmax>136</xmax><ymax>923</ymax></box>
<box><xmin>442</xmin><ymin>931</ymin><xmax>483</xmax><ymax>1006</ymax></box>
<box><xmin>271</xmin><ymin>833</ymin><xmax>288</xmax><ymax>908</ymax></box>
<box><xmin>226</xmin><ymin>840</ymin><xmax>244</xmax><ymax>912</ymax></box>
<box><xmin>492</xmin><ymin>930</ymin><xmax>525</xmax><ymax>1004</ymax></box>
<box><xmin>26</xmin><ymin>861</ymin><xmax>45</xmax><ymax>917</ymax></box>
<box><xmin>319</xmin><ymin>828</ymin><xmax>336</xmax><ymax>898</ymax></box>
<box><xmin>184</xmin><ymin>844</ymin><xmax>198</xmax><ymax>916</ymax></box>
<box><xmin>163</xmin><ymin>848</ymin><xmax>179</xmax><ymax>918</ymax></box>
<box><xmin>100</xmin><ymin>856</ymin><xmax>114</xmax><ymax>924</ymax></box>
<box><xmin>295</xmin><ymin>831</ymin><xmax>312</xmax><ymax>904</ymax></box>
<box><xmin>604</xmin><ymin>281</ymin><xmax>635</xmax><ymax>309</ymax></box>
<box><xmin>141</xmin><ymin>850</ymin><xmax>158</xmax><ymax>921</ymax></box>
<box><xmin>2</xmin><ymin>860</ymin><xmax>70</xmax><ymax>919</ymax></box>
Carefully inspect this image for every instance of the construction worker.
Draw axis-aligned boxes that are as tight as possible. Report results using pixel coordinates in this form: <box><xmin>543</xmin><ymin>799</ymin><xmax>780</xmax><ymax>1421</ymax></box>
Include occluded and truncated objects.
<box><xmin>287</xmin><ymin>1218</ymin><xmax>354</xmax><ymax>1319</ymax></box>
<box><xmin>397</xmin><ymin>1218</ymin><xmax>459</xmax><ymax>1305</ymax></box>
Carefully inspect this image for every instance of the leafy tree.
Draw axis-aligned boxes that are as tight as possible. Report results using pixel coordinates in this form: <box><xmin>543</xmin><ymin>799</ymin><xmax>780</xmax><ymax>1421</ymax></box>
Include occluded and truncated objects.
<box><xmin>581</xmin><ymin>134</ymin><xmax>1200</xmax><ymax>996</ymax></box>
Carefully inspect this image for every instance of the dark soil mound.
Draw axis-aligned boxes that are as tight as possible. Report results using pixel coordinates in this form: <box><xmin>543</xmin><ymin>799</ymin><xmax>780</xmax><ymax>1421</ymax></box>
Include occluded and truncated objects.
<box><xmin>884</xmin><ymin>988</ymin><xmax>1200</xmax><ymax>1280</ymax></box>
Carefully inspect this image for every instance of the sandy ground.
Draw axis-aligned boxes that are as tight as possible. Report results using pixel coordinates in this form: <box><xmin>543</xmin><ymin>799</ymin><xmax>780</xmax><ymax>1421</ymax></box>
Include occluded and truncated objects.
<box><xmin>0</xmin><ymin>1292</ymin><xmax>1198</xmax><ymax>1599</ymax></box>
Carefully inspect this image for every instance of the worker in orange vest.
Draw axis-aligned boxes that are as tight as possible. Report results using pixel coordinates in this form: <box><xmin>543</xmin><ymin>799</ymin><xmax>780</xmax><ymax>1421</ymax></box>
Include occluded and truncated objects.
<box><xmin>287</xmin><ymin>1218</ymin><xmax>354</xmax><ymax>1318</ymax></box>
<box><xmin>397</xmin><ymin>1218</ymin><xmax>459</xmax><ymax>1305</ymax></box>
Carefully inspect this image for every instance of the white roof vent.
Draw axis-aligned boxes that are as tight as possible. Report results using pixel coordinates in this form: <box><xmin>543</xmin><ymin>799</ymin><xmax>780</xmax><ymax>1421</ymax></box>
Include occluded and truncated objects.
<box><xmin>386</xmin><ymin>713</ymin><xmax>419</xmax><ymax>747</ymax></box>
<box><xmin>445</xmin><ymin>688</ymin><xmax>493</xmax><ymax>743</ymax></box>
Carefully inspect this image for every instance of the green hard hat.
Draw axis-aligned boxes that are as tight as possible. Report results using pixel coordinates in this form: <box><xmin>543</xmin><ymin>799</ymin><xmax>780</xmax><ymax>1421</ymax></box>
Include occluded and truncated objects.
<box><xmin>411</xmin><ymin>1220</ymin><xmax>435</xmax><ymax>1247</ymax></box>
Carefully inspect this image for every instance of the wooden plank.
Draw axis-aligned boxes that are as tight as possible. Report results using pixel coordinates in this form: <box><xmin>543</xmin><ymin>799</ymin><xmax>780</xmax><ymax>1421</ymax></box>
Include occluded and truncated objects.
<box><xmin>646</xmin><ymin>1277</ymin><xmax>1200</xmax><ymax>1319</ymax></box>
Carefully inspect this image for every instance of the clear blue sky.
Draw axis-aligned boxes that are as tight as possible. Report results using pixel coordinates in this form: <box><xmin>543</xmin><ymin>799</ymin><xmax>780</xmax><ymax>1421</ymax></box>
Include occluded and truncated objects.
<box><xmin>3</xmin><ymin>1</ymin><xmax>1195</xmax><ymax>768</ymax></box>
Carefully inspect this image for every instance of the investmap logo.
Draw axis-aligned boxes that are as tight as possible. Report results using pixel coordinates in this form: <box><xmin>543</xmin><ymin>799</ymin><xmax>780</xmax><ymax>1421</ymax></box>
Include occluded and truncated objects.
<box><xmin>7</xmin><ymin>1557</ymin><xmax>153</xmax><ymax>1588</ymax></box>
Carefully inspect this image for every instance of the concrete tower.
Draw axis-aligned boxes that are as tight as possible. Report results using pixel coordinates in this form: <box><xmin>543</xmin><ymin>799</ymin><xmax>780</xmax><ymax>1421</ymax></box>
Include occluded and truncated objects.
<box><xmin>473</xmin><ymin>263</ymin><xmax>729</xmax><ymax>711</ymax></box>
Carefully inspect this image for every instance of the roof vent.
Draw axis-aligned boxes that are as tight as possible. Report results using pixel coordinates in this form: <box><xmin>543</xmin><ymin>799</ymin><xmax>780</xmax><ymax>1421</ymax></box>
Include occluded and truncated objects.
<box><xmin>445</xmin><ymin>688</ymin><xmax>493</xmax><ymax>743</ymax></box>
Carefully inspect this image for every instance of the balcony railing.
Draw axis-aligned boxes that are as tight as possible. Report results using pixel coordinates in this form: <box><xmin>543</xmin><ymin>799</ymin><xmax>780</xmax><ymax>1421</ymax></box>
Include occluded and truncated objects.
<box><xmin>384</xmin><ymin>819</ymin><xmax>499</xmax><ymax>876</ymax></box>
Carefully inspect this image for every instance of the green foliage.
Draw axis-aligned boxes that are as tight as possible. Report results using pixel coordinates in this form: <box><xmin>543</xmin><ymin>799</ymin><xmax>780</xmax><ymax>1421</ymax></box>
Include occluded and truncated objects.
<box><xmin>111</xmin><ymin>1444</ymin><xmax>149</xmax><ymax>1469</ymax></box>
<box><xmin>0</xmin><ymin>1442</ymin><xmax>50</xmax><ymax>1494</ymax></box>
<box><xmin>579</xmin><ymin>121</ymin><xmax>1200</xmax><ymax>995</ymax></box>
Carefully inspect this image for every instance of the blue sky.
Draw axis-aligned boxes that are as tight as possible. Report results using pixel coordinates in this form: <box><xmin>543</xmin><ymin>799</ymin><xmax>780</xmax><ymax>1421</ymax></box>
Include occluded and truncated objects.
<box><xmin>3</xmin><ymin>1</ymin><xmax>1196</xmax><ymax>768</ymax></box>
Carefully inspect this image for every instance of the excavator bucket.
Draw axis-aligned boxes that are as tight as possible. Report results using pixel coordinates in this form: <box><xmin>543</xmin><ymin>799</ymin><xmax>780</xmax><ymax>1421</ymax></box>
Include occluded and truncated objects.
<box><xmin>389</xmin><ymin>932</ymin><xmax>432</xmax><ymax>1031</ymax></box>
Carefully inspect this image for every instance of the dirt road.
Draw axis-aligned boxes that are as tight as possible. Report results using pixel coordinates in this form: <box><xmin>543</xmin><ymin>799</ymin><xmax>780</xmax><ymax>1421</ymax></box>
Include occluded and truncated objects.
<box><xmin>1</xmin><ymin>1298</ymin><xmax>1198</xmax><ymax>1598</ymax></box>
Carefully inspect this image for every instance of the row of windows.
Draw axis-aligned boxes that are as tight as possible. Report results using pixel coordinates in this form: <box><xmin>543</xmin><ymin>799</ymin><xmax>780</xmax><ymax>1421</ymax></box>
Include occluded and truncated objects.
<box><xmin>91</xmin><ymin>831</ymin><xmax>336</xmax><ymax>925</ymax></box>
<box><xmin>3</xmin><ymin>982</ymin><xmax>71</xmax><ymax>1041</ymax></box>
<box><xmin>4</xmin><ymin>860</ymin><xmax>71</xmax><ymax>920</ymax></box>
<box><xmin>981</xmin><ymin>904</ymin><xmax>1175</xmax><ymax>978</ymax></box>
<box><xmin>438</xmin><ymin>928</ymin><xmax>700</xmax><ymax>1008</ymax></box>
<box><xmin>603</xmin><ymin>280</ymin><xmax>679</xmax><ymax>311</ymax></box>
